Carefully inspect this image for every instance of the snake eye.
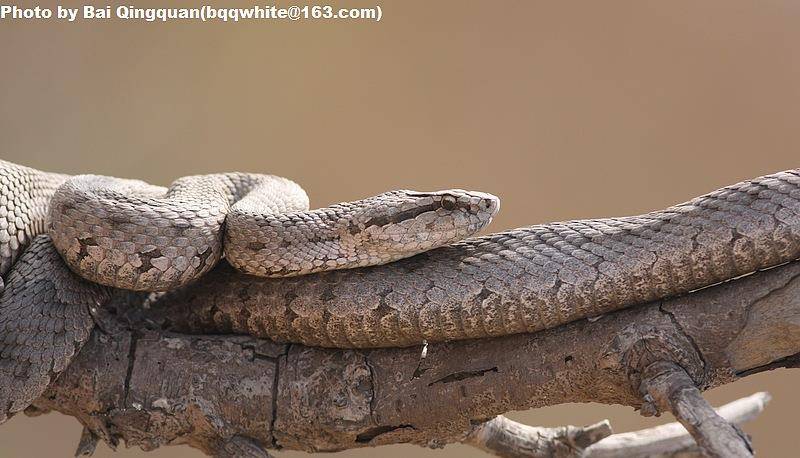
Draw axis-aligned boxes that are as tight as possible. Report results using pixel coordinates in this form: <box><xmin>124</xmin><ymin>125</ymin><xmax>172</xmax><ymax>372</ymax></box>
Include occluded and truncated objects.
<box><xmin>441</xmin><ymin>196</ymin><xmax>457</xmax><ymax>211</ymax></box>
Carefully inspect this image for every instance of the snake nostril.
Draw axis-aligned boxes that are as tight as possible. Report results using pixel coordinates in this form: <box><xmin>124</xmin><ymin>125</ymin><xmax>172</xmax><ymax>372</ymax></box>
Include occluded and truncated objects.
<box><xmin>484</xmin><ymin>196</ymin><xmax>500</xmax><ymax>214</ymax></box>
<box><xmin>441</xmin><ymin>197</ymin><xmax>457</xmax><ymax>211</ymax></box>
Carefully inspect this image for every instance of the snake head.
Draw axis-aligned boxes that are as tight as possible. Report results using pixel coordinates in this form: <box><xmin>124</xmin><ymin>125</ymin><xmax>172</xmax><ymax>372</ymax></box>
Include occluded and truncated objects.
<box><xmin>230</xmin><ymin>187</ymin><xmax>501</xmax><ymax>278</ymax></box>
<box><xmin>351</xmin><ymin>189</ymin><xmax>500</xmax><ymax>255</ymax></box>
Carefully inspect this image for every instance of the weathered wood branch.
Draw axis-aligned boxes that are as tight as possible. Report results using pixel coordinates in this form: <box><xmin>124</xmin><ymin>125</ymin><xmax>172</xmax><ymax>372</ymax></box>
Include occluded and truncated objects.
<box><xmin>21</xmin><ymin>259</ymin><xmax>800</xmax><ymax>456</ymax></box>
<box><xmin>639</xmin><ymin>361</ymin><xmax>752</xmax><ymax>457</ymax></box>
<box><xmin>467</xmin><ymin>391</ymin><xmax>770</xmax><ymax>458</ymax></box>
<box><xmin>464</xmin><ymin>416</ymin><xmax>613</xmax><ymax>457</ymax></box>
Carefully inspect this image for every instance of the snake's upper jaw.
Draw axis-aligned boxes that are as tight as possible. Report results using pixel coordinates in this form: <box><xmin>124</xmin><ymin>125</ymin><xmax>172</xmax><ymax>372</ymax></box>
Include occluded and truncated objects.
<box><xmin>408</xmin><ymin>189</ymin><xmax>499</xmax><ymax>232</ymax></box>
<box><xmin>402</xmin><ymin>189</ymin><xmax>500</xmax><ymax>217</ymax></box>
<box><xmin>360</xmin><ymin>189</ymin><xmax>501</xmax><ymax>251</ymax></box>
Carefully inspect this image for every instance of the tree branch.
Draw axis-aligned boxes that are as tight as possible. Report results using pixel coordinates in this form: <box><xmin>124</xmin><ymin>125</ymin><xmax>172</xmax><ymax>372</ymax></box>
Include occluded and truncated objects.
<box><xmin>22</xmin><ymin>259</ymin><xmax>800</xmax><ymax>456</ymax></box>
<box><xmin>463</xmin><ymin>391</ymin><xmax>770</xmax><ymax>458</ymax></box>
<box><xmin>584</xmin><ymin>391</ymin><xmax>770</xmax><ymax>458</ymax></box>
<box><xmin>464</xmin><ymin>416</ymin><xmax>612</xmax><ymax>457</ymax></box>
<box><xmin>640</xmin><ymin>361</ymin><xmax>752</xmax><ymax>457</ymax></box>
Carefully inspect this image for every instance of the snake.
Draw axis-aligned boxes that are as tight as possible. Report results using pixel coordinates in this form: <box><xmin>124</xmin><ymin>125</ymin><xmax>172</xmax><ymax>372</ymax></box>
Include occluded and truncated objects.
<box><xmin>47</xmin><ymin>171</ymin><xmax>498</xmax><ymax>290</ymax></box>
<box><xmin>0</xmin><ymin>159</ymin><xmax>799</xmax><ymax>421</ymax></box>
<box><xmin>0</xmin><ymin>160</ymin><xmax>497</xmax><ymax>419</ymax></box>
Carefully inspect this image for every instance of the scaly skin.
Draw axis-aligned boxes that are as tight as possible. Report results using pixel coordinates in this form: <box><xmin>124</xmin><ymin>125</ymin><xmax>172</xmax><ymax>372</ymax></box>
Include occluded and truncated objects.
<box><xmin>0</xmin><ymin>160</ymin><xmax>103</xmax><ymax>422</ymax></box>
<box><xmin>0</xmin><ymin>159</ymin><xmax>498</xmax><ymax>420</ymax></box>
<box><xmin>0</xmin><ymin>235</ymin><xmax>108</xmax><ymax>422</ymax></box>
<box><xmin>1</xmin><ymin>159</ymin><xmax>800</xmax><ymax>418</ymax></box>
<box><xmin>0</xmin><ymin>161</ymin><xmax>67</xmax><ymax>277</ymax></box>
<box><xmin>49</xmin><ymin>174</ymin><xmax>498</xmax><ymax>290</ymax></box>
<box><xmin>147</xmin><ymin>169</ymin><xmax>800</xmax><ymax>348</ymax></box>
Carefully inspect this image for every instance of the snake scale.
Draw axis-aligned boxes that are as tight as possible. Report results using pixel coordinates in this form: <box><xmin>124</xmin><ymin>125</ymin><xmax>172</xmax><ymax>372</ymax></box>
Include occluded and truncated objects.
<box><xmin>1</xmin><ymin>159</ymin><xmax>799</xmax><ymax>421</ymax></box>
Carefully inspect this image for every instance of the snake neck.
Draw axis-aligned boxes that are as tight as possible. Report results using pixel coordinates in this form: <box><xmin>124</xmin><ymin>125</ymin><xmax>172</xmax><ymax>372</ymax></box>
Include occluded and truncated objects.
<box><xmin>0</xmin><ymin>160</ymin><xmax>68</xmax><ymax>278</ymax></box>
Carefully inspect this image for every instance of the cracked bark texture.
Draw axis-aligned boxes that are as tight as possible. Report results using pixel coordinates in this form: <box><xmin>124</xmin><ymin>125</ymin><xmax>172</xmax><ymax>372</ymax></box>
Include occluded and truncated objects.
<box><xmin>22</xmin><ymin>256</ymin><xmax>800</xmax><ymax>455</ymax></box>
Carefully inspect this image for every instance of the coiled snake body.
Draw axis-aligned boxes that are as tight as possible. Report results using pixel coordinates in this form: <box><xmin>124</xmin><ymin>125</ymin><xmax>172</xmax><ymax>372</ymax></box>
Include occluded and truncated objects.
<box><xmin>0</xmin><ymin>159</ymin><xmax>799</xmax><ymax>421</ymax></box>
<box><xmin>48</xmin><ymin>172</ymin><xmax>497</xmax><ymax>290</ymax></box>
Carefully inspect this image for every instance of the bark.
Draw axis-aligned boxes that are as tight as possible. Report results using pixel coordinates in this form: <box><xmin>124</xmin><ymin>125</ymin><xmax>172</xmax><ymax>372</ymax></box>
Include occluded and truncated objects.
<box><xmin>20</xmin><ymin>259</ymin><xmax>800</xmax><ymax>456</ymax></box>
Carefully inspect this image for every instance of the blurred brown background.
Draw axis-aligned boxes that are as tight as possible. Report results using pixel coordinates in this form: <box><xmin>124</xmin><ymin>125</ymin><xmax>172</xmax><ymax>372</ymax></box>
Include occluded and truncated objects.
<box><xmin>1</xmin><ymin>0</ymin><xmax>799</xmax><ymax>456</ymax></box>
